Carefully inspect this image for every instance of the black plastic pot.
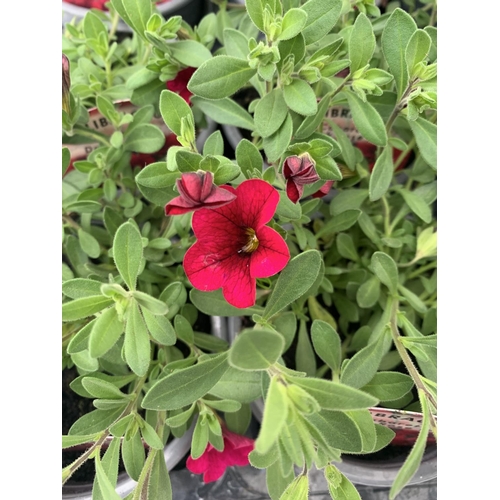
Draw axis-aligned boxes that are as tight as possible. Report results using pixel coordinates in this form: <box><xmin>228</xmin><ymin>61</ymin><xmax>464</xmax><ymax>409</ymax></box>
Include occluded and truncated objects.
<box><xmin>62</xmin><ymin>316</ymin><xmax>227</xmax><ymax>499</ymax></box>
<box><xmin>227</xmin><ymin>317</ymin><xmax>437</xmax><ymax>489</ymax></box>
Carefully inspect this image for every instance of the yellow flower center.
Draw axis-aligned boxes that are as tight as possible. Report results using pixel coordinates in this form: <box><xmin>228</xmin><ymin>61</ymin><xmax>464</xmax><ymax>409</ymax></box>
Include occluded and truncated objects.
<box><xmin>239</xmin><ymin>228</ymin><xmax>259</xmax><ymax>254</ymax></box>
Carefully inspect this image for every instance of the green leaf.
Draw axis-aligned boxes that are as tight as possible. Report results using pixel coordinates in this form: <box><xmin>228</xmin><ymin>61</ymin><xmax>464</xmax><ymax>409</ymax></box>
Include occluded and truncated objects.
<box><xmin>191</xmin><ymin>417</ymin><xmax>210</xmax><ymax>459</ymax></box>
<box><xmin>361</xmin><ymin>371</ymin><xmax>414</xmax><ymax>401</ymax></box>
<box><xmin>288</xmin><ymin>376</ymin><xmax>378</xmax><ymax>410</ymax></box>
<box><xmin>255</xmin><ymin>376</ymin><xmax>288</xmax><ymax>454</ymax></box>
<box><xmin>77</xmin><ymin>228</ymin><xmax>101</xmax><ymax>259</ymax></box>
<box><xmin>62</xmin><ymin>278</ymin><xmax>103</xmax><ymax>299</ymax></box>
<box><xmin>141</xmin><ymin>308</ymin><xmax>176</xmax><ymax>346</ymax></box>
<box><xmin>229</xmin><ymin>328</ymin><xmax>285</xmax><ymax>371</ymax></box>
<box><xmin>294</xmin><ymin>93</ymin><xmax>332</xmax><ymax>140</ymax></box>
<box><xmin>223</xmin><ymin>28</ymin><xmax>250</xmax><ymax>60</ymax></box>
<box><xmin>124</xmin><ymin>123</ymin><xmax>165</xmax><ymax>153</ymax></box>
<box><xmin>295</xmin><ymin>320</ymin><xmax>316</xmax><ymax>376</ymax></box>
<box><xmin>315</xmin><ymin>209</ymin><xmax>361</xmax><ymax>239</ymax></box>
<box><xmin>263</xmin><ymin>250</ymin><xmax>322</xmax><ymax>320</ymax></box>
<box><xmin>311</xmin><ymin>320</ymin><xmax>341</xmax><ymax>373</ymax></box>
<box><xmin>381</xmin><ymin>8</ymin><xmax>417</xmax><ymax>99</ymax></box>
<box><xmin>398</xmin><ymin>285</ymin><xmax>428</xmax><ymax>314</ymax></box>
<box><xmin>279</xmin><ymin>474</ymin><xmax>308</xmax><ymax>500</ymax></box>
<box><xmin>81</xmin><ymin>377</ymin><xmax>128</xmax><ymax>400</ymax></box>
<box><xmin>405</xmin><ymin>29</ymin><xmax>432</xmax><ymax>75</ymax></box>
<box><xmin>371</xmin><ymin>252</ymin><xmax>399</xmax><ymax>295</ymax></box>
<box><xmin>389</xmin><ymin>396</ymin><xmax>431</xmax><ymax>499</ymax></box>
<box><xmin>340</xmin><ymin>331</ymin><xmax>388</xmax><ymax>389</ymax></box>
<box><xmin>267</xmin><ymin>459</ymin><xmax>295</xmax><ymax>500</ymax></box>
<box><xmin>62</xmin><ymin>433</ymin><xmax>100</xmax><ymax>449</ymax></box>
<box><xmin>336</xmin><ymin>233</ymin><xmax>359</xmax><ymax>261</ymax></box>
<box><xmin>236</xmin><ymin>139</ymin><xmax>264</xmax><ymax>178</ymax></box>
<box><xmin>408</xmin><ymin>116</ymin><xmax>437</xmax><ymax>170</ymax></box>
<box><xmin>203</xmin><ymin>130</ymin><xmax>224</xmax><ymax>156</ymax></box>
<box><xmin>263</xmin><ymin>113</ymin><xmax>293</xmax><ymax>162</ymax></box>
<box><xmin>301</xmin><ymin>0</ymin><xmax>343</xmax><ymax>45</ymax></box>
<box><xmin>94</xmin><ymin>455</ymin><xmax>122</xmax><ymax>500</ymax></box>
<box><xmin>87</xmin><ymin>306</ymin><xmax>124</xmax><ymax>358</ymax></box>
<box><xmin>191</xmin><ymin>96</ymin><xmax>254</xmax><ymax>130</ymax></box>
<box><xmin>278</xmin><ymin>8</ymin><xmax>308</xmax><ymax>41</ymax></box>
<box><xmin>245</xmin><ymin>0</ymin><xmax>268</xmax><ymax>31</ymax></box>
<box><xmin>283</xmin><ymin>79</ymin><xmax>318</xmax><ymax>116</ymax></box>
<box><xmin>169</xmin><ymin>40</ymin><xmax>212</xmax><ymax>68</ymax></box>
<box><xmin>122</xmin><ymin>430</ymin><xmax>145</xmax><ymax>481</ymax></box>
<box><xmin>344</xmin><ymin>89</ymin><xmax>387</xmax><ymax>146</ymax></box>
<box><xmin>187</xmin><ymin>56</ymin><xmax>257</xmax><ymax>99</ymax></box>
<box><xmin>160</xmin><ymin>89</ymin><xmax>193</xmax><ymax>136</ymax></box>
<box><xmin>225</xmin><ymin>403</ymin><xmax>252</xmax><ymax>435</ymax></box>
<box><xmin>190</xmin><ymin>289</ymin><xmax>264</xmax><ymax>316</ymax></box>
<box><xmin>121</xmin><ymin>0</ymin><xmax>151</xmax><ymax>36</ymax></box>
<box><xmin>254</xmin><ymin>89</ymin><xmax>288</xmax><ymax>137</ymax></box>
<box><xmin>142</xmin><ymin>352</ymin><xmax>229</xmax><ymax>410</ymax></box>
<box><xmin>124</xmin><ymin>301</ymin><xmax>150</xmax><ymax>376</ymax></box>
<box><xmin>69</xmin><ymin>407</ymin><xmax>124</xmax><ymax>435</ymax></box>
<box><xmin>356</xmin><ymin>275</ymin><xmax>381</xmax><ymax>309</ymax></box>
<box><xmin>369</xmin><ymin>146</ymin><xmax>394</xmax><ymax>201</ymax></box>
<box><xmin>131</xmin><ymin>290</ymin><xmax>168</xmax><ymax>315</ymax></box>
<box><xmin>349</xmin><ymin>13</ymin><xmax>375</xmax><ymax>74</ymax></box>
<box><xmin>209</xmin><ymin>366</ymin><xmax>262</xmax><ymax>403</ymax></box>
<box><xmin>83</xmin><ymin>10</ymin><xmax>107</xmax><ymax>41</ymax></box>
<box><xmin>146</xmin><ymin>450</ymin><xmax>173</xmax><ymax>500</ymax></box>
<box><xmin>324</xmin><ymin>464</ymin><xmax>362</xmax><ymax>500</ymax></box>
<box><xmin>113</xmin><ymin>222</ymin><xmax>143</xmax><ymax>291</ymax></box>
<box><xmin>62</xmin><ymin>296</ymin><xmax>114</xmax><ymax>322</ymax></box>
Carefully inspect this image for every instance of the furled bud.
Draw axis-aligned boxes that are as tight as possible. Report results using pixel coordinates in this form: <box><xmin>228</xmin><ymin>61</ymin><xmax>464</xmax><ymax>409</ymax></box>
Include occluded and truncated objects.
<box><xmin>283</xmin><ymin>153</ymin><xmax>320</xmax><ymax>203</ymax></box>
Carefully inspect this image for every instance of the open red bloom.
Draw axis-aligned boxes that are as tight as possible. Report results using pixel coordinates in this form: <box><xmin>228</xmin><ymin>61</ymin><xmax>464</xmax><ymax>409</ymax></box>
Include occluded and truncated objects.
<box><xmin>165</xmin><ymin>171</ymin><xmax>236</xmax><ymax>216</ymax></box>
<box><xmin>186</xmin><ymin>428</ymin><xmax>254</xmax><ymax>483</ymax></box>
<box><xmin>283</xmin><ymin>154</ymin><xmax>320</xmax><ymax>203</ymax></box>
<box><xmin>184</xmin><ymin>179</ymin><xmax>290</xmax><ymax>308</ymax></box>
<box><xmin>166</xmin><ymin>67</ymin><xmax>196</xmax><ymax>105</ymax></box>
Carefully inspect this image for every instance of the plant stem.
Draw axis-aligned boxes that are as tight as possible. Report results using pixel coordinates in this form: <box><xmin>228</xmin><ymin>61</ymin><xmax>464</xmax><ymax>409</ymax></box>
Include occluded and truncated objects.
<box><xmin>381</xmin><ymin>195</ymin><xmax>391</xmax><ymax>237</ymax></box>
<box><xmin>407</xmin><ymin>261</ymin><xmax>437</xmax><ymax>279</ymax></box>
<box><xmin>388</xmin><ymin>298</ymin><xmax>437</xmax><ymax>410</ymax></box>
<box><xmin>72</xmin><ymin>125</ymin><xmax>112</xmax><ymax>147</ymax></box>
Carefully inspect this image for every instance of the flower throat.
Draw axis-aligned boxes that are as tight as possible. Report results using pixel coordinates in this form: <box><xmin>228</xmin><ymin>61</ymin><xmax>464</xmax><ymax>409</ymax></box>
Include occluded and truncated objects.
<box><xmin>239</xmin><ymin>228</ymin><xmax>259</xmax><ymax>254</ymax></box>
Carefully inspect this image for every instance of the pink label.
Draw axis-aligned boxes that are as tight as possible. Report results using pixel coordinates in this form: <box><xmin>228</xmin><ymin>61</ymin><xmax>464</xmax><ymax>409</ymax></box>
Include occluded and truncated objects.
<box><xmin>368</xmin><ymin>407</ymin><xmax>436</xmax><ymax>446</ymax></box>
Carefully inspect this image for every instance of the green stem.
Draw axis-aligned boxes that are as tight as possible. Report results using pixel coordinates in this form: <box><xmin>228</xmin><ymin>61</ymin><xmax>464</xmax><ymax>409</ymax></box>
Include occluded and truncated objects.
<box><xmin>381</xmin><ymin>195</ymin><xmax>391</xmax><ymax>237</ymax></box>
<box><xmin>407</xmin><ymin>261</ymin><xmax>437</xmax><ymax>280</ymax></box>
<box><xmin>72</xmin><ymin>125</ymin><xmax>112</xmax><ymax>147</ymax></box>
<box><xmin>62</xmin><ymin>375</ymin><xmax>148</xmax><ymax>486</ymax></box>
<box><xmin>388</xmin><ymin>298</ymin><xmax>438</xmax><ymax>409</ymax></box>
<box><xmin>394</xmin><ymin>137</ymin><xmax>416</xmax><ymax>171</ymax></box>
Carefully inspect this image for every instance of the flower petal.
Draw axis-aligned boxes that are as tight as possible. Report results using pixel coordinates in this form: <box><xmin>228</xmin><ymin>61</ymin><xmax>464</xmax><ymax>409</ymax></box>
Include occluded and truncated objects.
<box><xmin>286</xmin><ymin>179</ymin><xmax>302</xmax><ymax>204</ymax></box>
<box><xmin>186</xmin><ymin>447</ymin><xmax>212</xmax><ymax>474</ymax></box>
<box><xmin>202</xmin><ymin>458</ymin><xmax>228</xmax><ymax>483</ymax></box>
<box><xmin>250</xmin><ymin>226</ymin><xmax>290</xmax><ymax>278</ymax></box>
<box><xmin>184</xmin><ymin>242</ymin><xmax>229</xmax><ymax>292</ymax></box>
<box><xmin>231</xmin><ymin>179</ymin><xmax>280</xmax><ymax>229</ymax></box>
<box><xmin>221</xmin><ymin>259</ymin><xmax>256</xmax><ymax>308</ymax></box>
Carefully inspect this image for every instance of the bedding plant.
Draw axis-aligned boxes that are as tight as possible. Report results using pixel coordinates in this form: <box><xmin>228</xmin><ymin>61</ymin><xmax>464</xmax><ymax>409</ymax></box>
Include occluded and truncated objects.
<box><xmin>62</xmin><ymin>0</ymin><xmax>437</xmax><ymax>499</ymax></box>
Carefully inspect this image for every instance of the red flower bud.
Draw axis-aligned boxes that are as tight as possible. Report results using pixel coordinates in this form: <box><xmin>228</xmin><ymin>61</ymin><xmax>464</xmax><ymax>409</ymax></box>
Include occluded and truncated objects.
<box><xmin>165</xmin><ymin>171</ymin><xmax>237</xmax><ymax>216</ymax></box>
<box><xmin>283</xmin><ymin>154</ymin><xmax>320</xmax><ymax>203</ymax></box>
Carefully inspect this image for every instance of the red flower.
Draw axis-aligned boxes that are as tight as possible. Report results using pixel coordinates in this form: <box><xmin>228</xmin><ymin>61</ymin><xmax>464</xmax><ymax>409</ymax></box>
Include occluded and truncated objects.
<box><xmin>283</xmin><ymin>154</ymin><xmax>320</xmax><ymax>203</ymax></box>
<box><xmin>311</xmin><ymin>180</ymin><xmax>334</xmax><ymax>199</ymax></box>
<box><xmin>166</xmin><ymin>67</ymin><xmax>196</xmax><ymax>105</ymax></box>
<box><xmin>186</xmin><ymin>427</ymin><xmax>254</xmax><ymax>483</ymax></box>
<box><xmin>184</xmin><ymin>179</ymin><xmax>290</xmax><ymax>308</ymax></box>
<box><xmin>165</xmin><ymin>171</ymin><xmax>237</xmax><ymax>216</ymax></box>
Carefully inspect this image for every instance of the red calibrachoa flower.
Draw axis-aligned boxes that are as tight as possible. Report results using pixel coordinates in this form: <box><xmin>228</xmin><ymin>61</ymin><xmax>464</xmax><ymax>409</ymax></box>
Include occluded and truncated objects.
<box><xmin>184</xmin><ymin>179</ymin><xmax>290</xmax><ymax>308</ymax></box>
<box><xmin>166</xmin><ymin>67</ymin><xmax>196</xmax><ymax>105</ymax></box>
<box><xmin>283</xmin><ymin>153</ymin><xmax>320</xmax><ymax>203</ymax></box>
<box><xmin>186</xmin><ymin>427</ymin><xmax>255</xmax><ymax>483</ymax></box>
<box><xmin>165</xmin><ymin>171</ymin><xmax>236</xmax><ymax>216</ymax></box>
<box><xmin>311</xmin><ymin>180</ymin><xmax>334</xmax><ymax>199</ymax></box>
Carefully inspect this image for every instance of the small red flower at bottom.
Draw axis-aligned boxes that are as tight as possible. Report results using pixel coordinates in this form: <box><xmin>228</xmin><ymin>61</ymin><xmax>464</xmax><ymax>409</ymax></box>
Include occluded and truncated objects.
<box><xmin>186</xmin><ymin>428</ymin><xmax>254</xmax><ymax>483</ymax></box>
<box><xmin>184</xmin><ymin>179</ymin><xmax>290</xmax><ymax>308</ymax></box>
